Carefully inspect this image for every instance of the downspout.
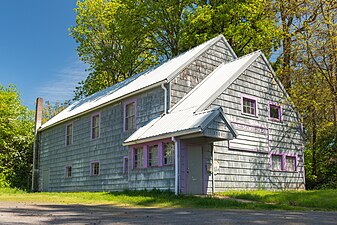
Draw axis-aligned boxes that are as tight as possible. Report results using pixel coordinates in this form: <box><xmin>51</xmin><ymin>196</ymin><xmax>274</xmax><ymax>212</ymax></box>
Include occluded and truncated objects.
<box><xmin>212</xmin><ymin>144</ymin><xmax>215</xmax><ymax>195</ymax></box>
<box><xmin>172</xmin><ymin>137</ymin><xmax>179</xmax><ymax>195</ymax></box>
<box><xmin>161</xmin><ymin>83</ymin><xmax>168</xmax><ymax>114</ymax></box>
<box><xmin>32</xmin><ymin>97</ymin><xmax>43</xmax><ymax>192</ymax></box>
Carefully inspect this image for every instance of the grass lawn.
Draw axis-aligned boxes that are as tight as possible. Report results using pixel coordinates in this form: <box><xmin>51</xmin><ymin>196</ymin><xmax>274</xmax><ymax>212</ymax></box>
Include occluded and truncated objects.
<box><xmin>1</xmin><ymin>188</ymin><xmax>336</xmax><ymax>211</ymax></box>
<box><xmin>219</xmin><ymin>189</ymin><xmax>337</xmax><ymax>211</ymax></box>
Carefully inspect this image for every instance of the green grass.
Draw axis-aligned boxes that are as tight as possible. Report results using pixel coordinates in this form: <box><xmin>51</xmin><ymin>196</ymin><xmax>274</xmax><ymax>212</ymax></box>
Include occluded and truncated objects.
<box><xmin>1</xmin><ymin>188</ymin><xmax>337</xmax><ymax>211</ymax></box>
<box><xmin>219</xmin><ymin>189</ymin><xmax>337</xmax><ymax>211</ymax></box>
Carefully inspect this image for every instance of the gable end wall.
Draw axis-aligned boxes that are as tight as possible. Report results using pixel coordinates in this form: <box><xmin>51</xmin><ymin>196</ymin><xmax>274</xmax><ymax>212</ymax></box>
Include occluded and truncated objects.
<box><xmin>205</xmin><ymin>55</ymin><xmax>305</xmax><ymax>191</ymax></box>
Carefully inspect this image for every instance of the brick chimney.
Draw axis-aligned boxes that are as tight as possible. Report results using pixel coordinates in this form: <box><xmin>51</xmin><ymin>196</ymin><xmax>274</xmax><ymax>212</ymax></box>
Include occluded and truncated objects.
<box><xmin>32</xmin><ymin>97</ymin><xmax>43</xmax><ymax>192</ymax></box>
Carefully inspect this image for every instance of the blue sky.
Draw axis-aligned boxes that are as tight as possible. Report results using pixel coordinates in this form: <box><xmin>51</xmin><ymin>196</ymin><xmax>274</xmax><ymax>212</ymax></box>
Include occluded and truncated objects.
<box><xmin>0</xmin><ymin>1</ymin><xmax>88</xmax><ymax>109</ymax></box>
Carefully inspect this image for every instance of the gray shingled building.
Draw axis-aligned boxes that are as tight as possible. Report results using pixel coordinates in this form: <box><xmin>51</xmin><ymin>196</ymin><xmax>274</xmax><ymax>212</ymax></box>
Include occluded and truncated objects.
<box><xmin>32</xmin><ymin>35</ymin><xmax>305</xmax><ymax>194</ymax></box>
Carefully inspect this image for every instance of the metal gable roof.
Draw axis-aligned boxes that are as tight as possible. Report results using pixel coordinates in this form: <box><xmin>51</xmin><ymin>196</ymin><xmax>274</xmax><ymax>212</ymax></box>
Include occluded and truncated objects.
<box><xmin>123</xmin><ymin>106</ymin><xmax>235</xmax><ymax>145</ymax></box>
<box><xmin>170</xmin><ymin>51</ymin><xmax>262</xmax><ymax>113</ymax></box>
<box><xmin>123</xmin><ymin>51</ymin><xmax>263</xmax><ymax>145</ymax></box>
<box><xmin>40</xmin><ymin>35</ymin><xmax>235</xmax><ymax>131</ymax></box>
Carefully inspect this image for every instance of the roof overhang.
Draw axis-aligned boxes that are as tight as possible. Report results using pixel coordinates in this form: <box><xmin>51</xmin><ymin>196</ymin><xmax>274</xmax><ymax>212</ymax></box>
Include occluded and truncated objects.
<box><xmin>123</xmin><ymin>107</ymin><xmax>237</xmax><ymax>146</ymax></box>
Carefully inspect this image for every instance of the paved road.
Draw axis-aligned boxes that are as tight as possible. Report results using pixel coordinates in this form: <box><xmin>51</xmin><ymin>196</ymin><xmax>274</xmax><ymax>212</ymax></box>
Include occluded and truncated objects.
<box><xmin>0</xmin><ymin>202</ymin><xmax>336</xmax><ymax>225</ymax></box>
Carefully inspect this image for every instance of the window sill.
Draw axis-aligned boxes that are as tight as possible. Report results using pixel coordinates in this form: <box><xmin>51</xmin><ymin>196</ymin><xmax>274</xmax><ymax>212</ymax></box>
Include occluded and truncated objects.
<box><xmin>271</xmin><ymin>170</ymin><xmax>298</xmax><ymax>173</ymax></box>
<box><xmin>269</xmin><ymin>118</ymin><xmax>282</xmax><ymax>123</ymax></box>
<box><xmin>241</xmin><ymin>112</ymin><xmax>258</xmax><ymax>118</ymax></box>
<box><xmin>91</xmin><ymin>137</ymin><xmax>101</xmax><ymax>141</ymax></box>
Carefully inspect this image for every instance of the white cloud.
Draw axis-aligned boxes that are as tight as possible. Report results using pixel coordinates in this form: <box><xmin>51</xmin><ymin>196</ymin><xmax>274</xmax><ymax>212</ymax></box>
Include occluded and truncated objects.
<box><xmin>38</xmin><ymin>60</ymin><xmax>88</xmax><ymax>103</ymax></box>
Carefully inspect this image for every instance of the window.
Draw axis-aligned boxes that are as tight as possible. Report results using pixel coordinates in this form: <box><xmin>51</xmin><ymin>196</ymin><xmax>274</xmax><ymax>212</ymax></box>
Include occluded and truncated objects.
<box><xmin>65</xmin><ymin>166</ymin><xmax>72</xmax><ymax>178</ymax></box>
<box><xmin>124</xmin><ymin>101</ymin><xmax>136</xmax><ymax>131</ymax></box>
<box><xmin>65</xmin><ymin>123</ymin><xmax>73</xmax><ymax>146</ymax></box>
<box><xmin>148</xmin><ymin>145</ymin><xmax>158</xmax><ymax>167</ymax></box>
<box><xmin>286</xmin><ymin>156</ymin><xmax>296</xmax><ymax>172</ymax></box>
<box><xmin>269</xmin><ymin>102</ymin><xmax>282</xmax><ymax>121</ymax></box>
<box><xmin>163</xmin><ymin>142</ymin><xmax>174</xmax><ymax>165</ymax></box>
<box><xmin>271</xmin><ymin>154</ymin><xmax>282</xmax><ymax>171</ymax></box>
<box><xmin>90</xmin><ymin>161</ymin><xmax>100</xmax><ymax>176</ymax></box>
<box><xmin>91</xmin><ymin>114</ymin><xmax>100</xmax><ymax>139</ymax></box>
<box><xmin>242</xmin><ymin>96</ymin><xmax>257</xmax><ymax>116</ymax></box>
<box><xmin>271</xmin><ymin>154</ymin><xmax>297</xmax><ymax>172</ymax></box>
<box><xmin>134</xmin><ymin>147</ymin><xmax>143</xmax><ymax>169</ymax></box>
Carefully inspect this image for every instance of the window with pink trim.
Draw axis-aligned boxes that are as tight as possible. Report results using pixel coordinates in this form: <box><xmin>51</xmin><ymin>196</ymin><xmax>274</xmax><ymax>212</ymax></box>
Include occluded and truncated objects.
<box><xmin>242</xmin><ymin>95</ymin><xmax>258</xmax><ymax>116</ymax></box>
<box><xmin>148</xmin><ymin>145</ymin><xmax>158</xmax><ymax>167</ymax></box>
<box><xmin>285</xmin><ymin>156</ymin><xmax>296</xmax><ymax>171</ymax></box>
<box><xmin>133</xmin><ymin>147</ymin><xmax>143</xmax><ymax>169</ymax></box>
<box><xmin>269</xmin><ymin>102</ymin><xmax>282</xmax><ymax>121</ymax></box>
<box><xmin>163</xmin><ymin>142</ymin><xmax>174</xmax><ymax>165</ymax></box>
<box><xmin>270</xmin><ymin>153</ymin><xmax>297</xmax><ymax>172</ymax></box>
<box><xmin>271</xmin><ymin>154</ymin><xmax>283</xmax><ymax>171</ymax></box>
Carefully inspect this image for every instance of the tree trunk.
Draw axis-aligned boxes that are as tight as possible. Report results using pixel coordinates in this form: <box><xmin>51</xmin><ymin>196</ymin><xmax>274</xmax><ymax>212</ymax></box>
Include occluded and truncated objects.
<box><xmin>312</xmin><ymin>112</ymin><xmax>317</xmax><ymax>178</ymax></box>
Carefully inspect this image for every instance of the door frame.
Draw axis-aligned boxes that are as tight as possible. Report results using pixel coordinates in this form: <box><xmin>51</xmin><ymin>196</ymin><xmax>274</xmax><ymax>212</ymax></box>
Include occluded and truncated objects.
<box><xmin>184</xmin><ymin>143</ymin><xmax>205</xmax><ymax>194</ymax></box>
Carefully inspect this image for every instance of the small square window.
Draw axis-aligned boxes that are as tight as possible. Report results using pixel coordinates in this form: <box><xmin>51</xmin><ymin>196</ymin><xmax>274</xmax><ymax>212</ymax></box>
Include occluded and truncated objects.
<box><xmin>163</xmin><ymin>142</ymin><xmax>174</xmax><ymax>165</ymax></box>
<box><xmin>286</xmin><ymin>156</ymin><xmax>296</xmax><ymax>172</ymax></box>
<box><xmin>90</xmin><ymin>161</ymin><xmax>100</xmax><ymax>176</ymax></box>
<box><xmin>125</xmin><ymin>101</ymin><xmax>136</xmax><ymax>131</ymax></box>
<box><xmin>148</xmin><ymin>145</ymin><xmax>158</xmax><ymax>167</ymax></box>
<box><xmin>242</xmin><ymin>96</ymin><xmax>257</xmax><ymax>116</ymax></box>
<box><xmin>66</xmin><ymin>123</ymin><xmax>73</xmax><ymax>146</ymax></box>
<box><xmin>91</xmin><ymin>114</ymin><xmax>100</xmax><ymax>139</ymax></box>
<box><xmin>65</xmin><ymin>166</ymin><xmax>72</xmax><ymax>178</ymax></box>
<box><xmin>271</xmin><ymin>154</ymin><xmax>282</xmax><ymax>171</ymax></box>
<box><xmin>269</xmin><ymin>103</ymin><xmax>282</xmax><ymax>121</ymax></box>
<box><xmin>134</xmin><ymin>147</ymin><xmax>143</xmax><ymax>169</ymax></box>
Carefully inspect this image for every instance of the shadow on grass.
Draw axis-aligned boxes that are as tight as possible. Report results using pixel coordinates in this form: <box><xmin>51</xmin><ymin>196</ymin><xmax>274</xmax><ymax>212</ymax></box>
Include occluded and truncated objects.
<box><xmin>221</xmin><ymin>189</ymin><xmax>337</xmax><ymax>211</ymax></box>
<box><xmin>103</xmin><ymin>189</ymin><xmax>286</xmax><ymax>210</ymax></box>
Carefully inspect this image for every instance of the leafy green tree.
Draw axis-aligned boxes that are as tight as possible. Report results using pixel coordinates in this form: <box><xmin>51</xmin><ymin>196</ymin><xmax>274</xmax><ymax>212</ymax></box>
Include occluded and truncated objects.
<box><xmin>70</xmin><ymin>0</ymin><xmax>280</xmax><ymax>99</ymax></box>
<box><xmin>70</xmin><ymin>0</ymin><xmax>158</xmax><ymax>99</ymax></box>
<box><xmin>42</xmin><ymin>100</ymin><xmax>70</xmax><ymax>124</ymax></box>
<box><xmin>0</xmin><ymin>84</ymin><xmax>34</xmax><ymax>190</ymax></box>
<box><xmin>273</xmin><ymin>0</ymin><xmax>321</xmax><ymax>89</ymax></box>
<box><xmin>182</xmin><ymin>0</ymin><xmax>280</xmax><ymax>57</ymax></box>
<box><xmin>283</xmin><ymin>0</ymin><xmax>337</xmax><ymax>189</ymax></box>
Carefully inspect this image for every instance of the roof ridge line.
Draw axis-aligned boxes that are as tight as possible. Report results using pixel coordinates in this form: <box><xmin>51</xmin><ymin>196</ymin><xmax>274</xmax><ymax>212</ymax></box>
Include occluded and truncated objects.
<box><xmin>195</xmin><ymin>51</ymin><xmax>262</xmax><ymax>112</ymax></box>
<box><xmin>166</xmin><ymin>35</ymin><xmax>236</xmax><ymax>82</ymax></box>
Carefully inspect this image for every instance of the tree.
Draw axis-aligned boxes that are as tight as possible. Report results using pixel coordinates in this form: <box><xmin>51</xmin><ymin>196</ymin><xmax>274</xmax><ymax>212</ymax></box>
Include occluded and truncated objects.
<box><xmin>281</xmin><ymin>0</ymin><xmax>337</xmax><ymax>189</ymax></box>
<box><xmin>0</xmin><ymin>84</ymin><xmax>34</xmax><ymax>190</ymax></box>
<box><xmin>70</xmin><ymin>0</ymin><xmax>158</xmax><ymax>99</ymax></box>
<box><xmin>182</xmin><ymin>0</ymin><xmax>280</xmax><ymax>57</ymax></box>
<box><xmin>70</xmin><ymin>0</ymin><xmax>280</xmax><ymax>99</ymax></box>
<box><xmin>273</xmin><ymin>0</ymin><xmax>321</xmax><ymax>89</ymax></box>
<box><xmin>42</xmin><ymin>100</ymin><xmax>71</xmax><ymax>124</ymax></box>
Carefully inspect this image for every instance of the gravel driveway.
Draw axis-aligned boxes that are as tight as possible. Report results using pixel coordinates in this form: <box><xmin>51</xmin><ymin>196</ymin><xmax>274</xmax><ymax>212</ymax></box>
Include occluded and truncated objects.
<box><xmin>1</xmin><ymin>202</ymin><xmax>337</xmax><ymax>225</ymax></box>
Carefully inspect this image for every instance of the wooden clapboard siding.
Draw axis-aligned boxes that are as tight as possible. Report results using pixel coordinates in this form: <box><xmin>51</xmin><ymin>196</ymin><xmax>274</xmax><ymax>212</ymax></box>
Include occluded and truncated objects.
<box><xmin>38</xmin><ymin>87</ymin><xmax>165</xmax><ymax>192</ymax></box>
<box><xmin>204</xmin><ymin>55</ymin><xmax>305</xmax><ymax>192</ymax></box>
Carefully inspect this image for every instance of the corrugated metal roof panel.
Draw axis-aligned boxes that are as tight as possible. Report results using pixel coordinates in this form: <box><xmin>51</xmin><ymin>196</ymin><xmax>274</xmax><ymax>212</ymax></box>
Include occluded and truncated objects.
<box><xmin>124</xmin><ymin>108</ymin><xmax>218</xmax><ymax>144</ymax></box>
<box><xmin>40</xmin><ymin>35</ymin><xmax>231</xmax><ymax>130</ymax></box>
